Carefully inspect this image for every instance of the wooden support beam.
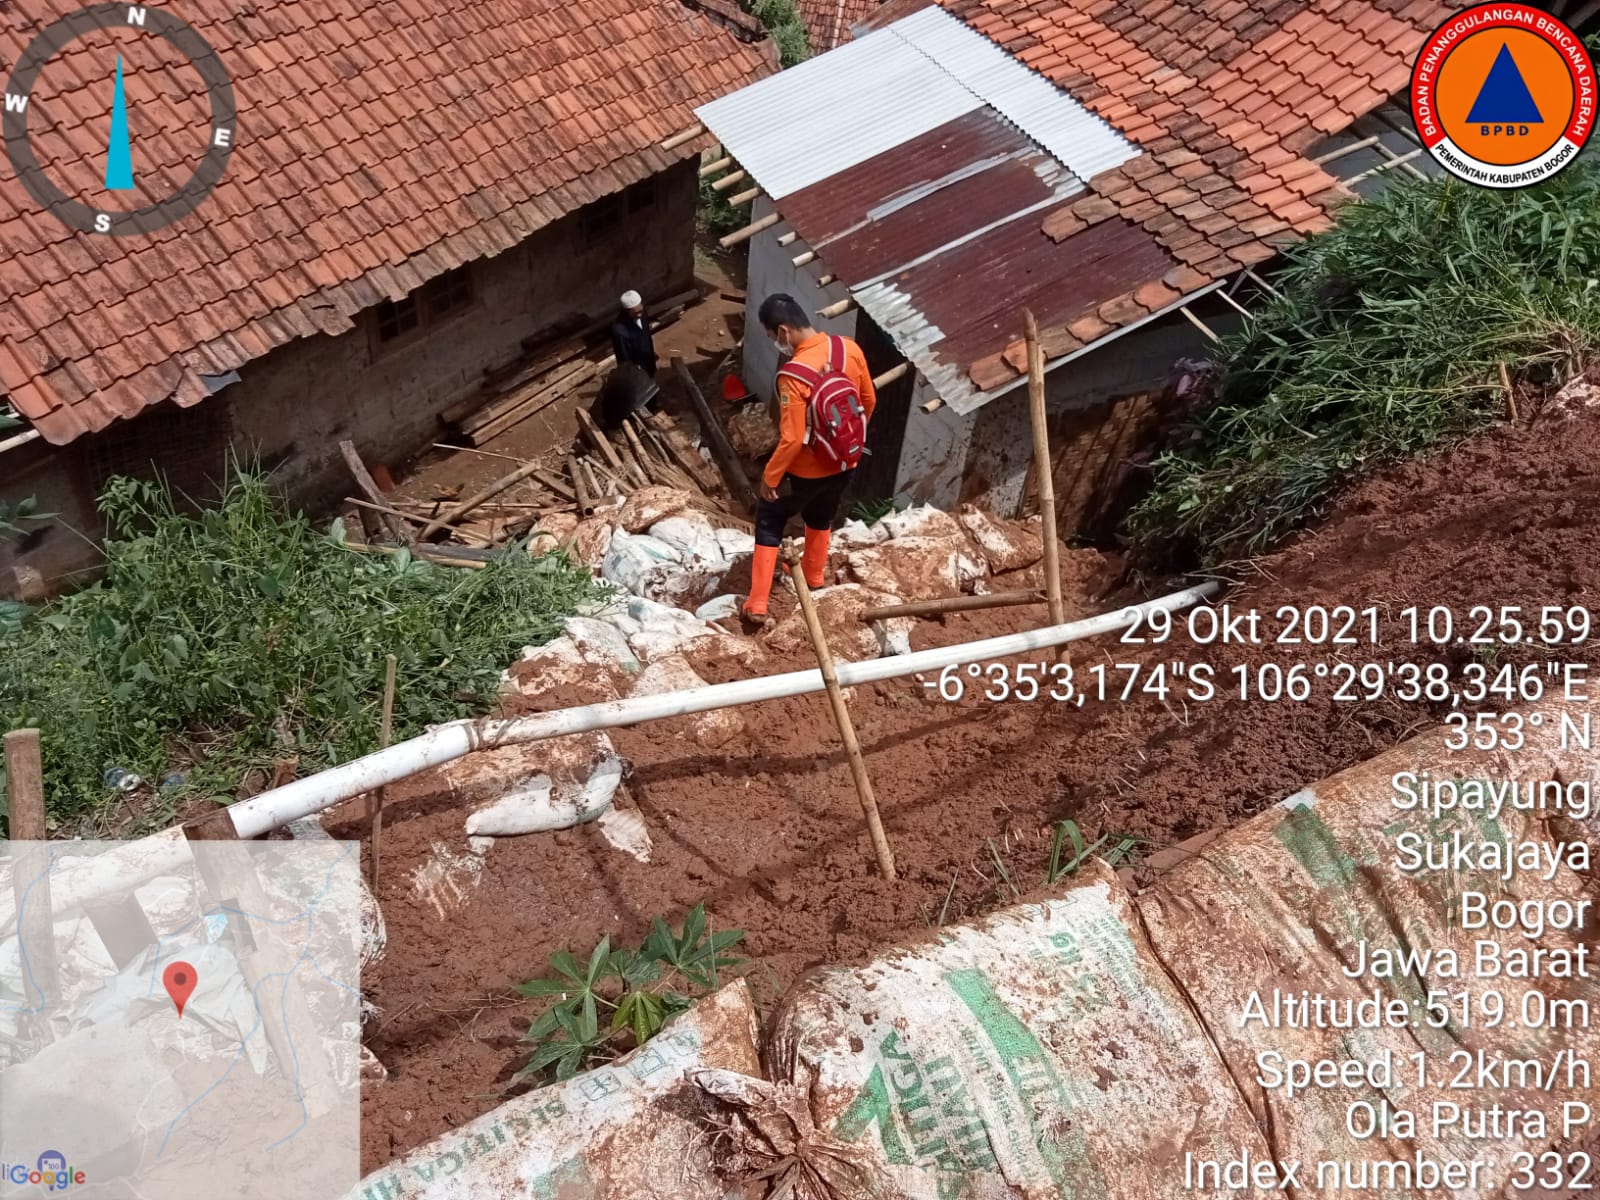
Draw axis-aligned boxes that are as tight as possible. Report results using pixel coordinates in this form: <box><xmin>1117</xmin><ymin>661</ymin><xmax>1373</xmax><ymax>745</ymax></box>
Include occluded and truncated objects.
<box><xmin>818</xmin><ymin>296</ymin><xmax>857</xmax><ymax>320</ymax></box>
<box><xmin>719</xmin><ymin>212</ymin><xmax>780</xmax><ymax>248</ymax></box>
<box><xmin>1313</xmin><ymin>133</ymin><xmax>1382</xmax><ymax>164</ymax></box>
<box><xmin>1179</xmin><ymin>305</ymin><xmax>1220</xmax><ymax>341</ymax></box>
<box><xmin>710</xmin><ymin>169</ymin><xmax>748</xmax><ymax>193</ymax></box>
<box><xmin>339</xmin><ymin>441</ymin><xmax>411</xmax><ymax>543</ymax></box>
<box><xmin>777</xmin><ymin>231</ymin><xmax>799</xmax><ymax>246</ymax></box>
<box><xmin>574</xmin><ymin>406</ymin><xmax>630</xmax><ymax>478</ymax></box>
<box><xmin>1024</xmin><ymin>309</ymin><xmax>1066</xmax><ymax>652</ymax></box>
<box><xmin>872</xmin><ymin>362</ymin><xmax>910</xmax><ymax>389</ymax></box>
<box><xmin>0</xmin><ymin>426</ymin><xmax>41</xmax><ymax>455</ymax></box>
<box><xmin>860</xmin><ymin>590</ymin><xmax>1044</xmax><ymax>622</ymax></box>
<box><xmin>660</xmin><ymin>124</ymin><xmax>703</xmax><ymax>152</ymax></box>
<box><xmin>792</xmin><ymin>250</ymin><xmax>817</xmax><ymax>268</ymax></box>
<box><xmin>729</xmin><ymin>186</ymin><xmax>762</xmax><ymax>206</ymax></box>
<box><xmin>698</xmin><ymin>155</ymin><xmax>732</xmax><ymax>178</ymax></box>
<box><xmin>786</xmin><ymin>551</ymin><xmax>896</xmax><ymax>880</ymax></box>
<box><xmin>673</xmin><ymin>356</ymin><xmax>755</xmax><ymax>511</ymax></box>
<box><xmin>816</xmin><ymin>273</ymin><xmax>836</xmax><ymax>287</ymax></box>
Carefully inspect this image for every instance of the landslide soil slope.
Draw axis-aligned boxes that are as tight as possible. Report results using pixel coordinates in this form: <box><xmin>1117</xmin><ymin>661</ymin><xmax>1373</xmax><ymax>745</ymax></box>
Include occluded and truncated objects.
<box><xmin>343</xmin><ymin>406</ymin><xmax>1600</xmax><ymax>1170</ymax></box>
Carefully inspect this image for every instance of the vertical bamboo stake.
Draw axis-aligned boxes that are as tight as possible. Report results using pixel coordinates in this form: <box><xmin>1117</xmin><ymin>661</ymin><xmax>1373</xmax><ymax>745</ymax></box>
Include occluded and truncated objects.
<box><xmin>1024</xmin><ymin>310</ymin><xmax>1065</xmax><ymax>641</ymax></box>
<box><xmin>785</xmin><ymin>550</ymin><xmax>897</xmax><ymax>880</ymax></box>
<box><xmin>568</xmin><ymin>454</ymin><xmax>594</xmax><ymax>516</ymax></box>
<box><xmin>371</xmin><ymin>655</ymin><xmax>397</xmax><ymax>889</ymax></box>
<box><xmin>5</xmin><ymin>728</ymin><xmax>60</xmax><ymax>1010</ymax></box>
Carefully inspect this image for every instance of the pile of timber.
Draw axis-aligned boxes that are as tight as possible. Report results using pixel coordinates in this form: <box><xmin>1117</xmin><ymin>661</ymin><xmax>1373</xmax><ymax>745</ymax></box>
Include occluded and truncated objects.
<box><xmin>439</xmin><ymin>289</ymin><xmax>700</xmax><ymax>447</ymax></box>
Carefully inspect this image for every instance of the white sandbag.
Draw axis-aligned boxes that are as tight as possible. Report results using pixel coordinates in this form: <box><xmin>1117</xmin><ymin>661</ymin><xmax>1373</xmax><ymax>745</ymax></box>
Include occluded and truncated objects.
<box><xmin>713</xmin><ymin>526</ymin><xmax>756</xmax><ymax>561</ymax></box>
<box><xmin>464</xmin><ymin>736</ymin><xmax>625</xmax><ymax>837</ymax></box>
<box><xmin>571</xmin><ymin>516</ymin><xmax>616</xmax><ymax>570</ymax></box>
<box><xmin>603</xmin><ymin>530</ymin><xmax>684</xmax><ymax>595</ymax></box>
<box><xmin>629</xmin><ymin>655</ymin><xmax>745</xmax><ymax>748</ymax></box>
<box><xmin>956</xmin><ymin>505</ymin><xmax>1043</xmax><ymax>573</ymax></box>
<box><xmin>649</xmin><ymin>513</ymin><xmax>728</xmax><ymax>567</ymax></box>
<box><xmin>695</xmin><ymin>595</ymin><xmax>741</xmax><ymax>622</ymax></box>
<box><xmin>833</xmin><ymin>518</ymin><xmax>887</xmax><ymax>550</ymax></box>
<box><xmin>528</xmin><ymin>511</ymin><xmax>581</xmax><ymax>557</ymax></box>
<box><xmin>846</xmin><ymin>535</ymin><xmax>978</xmax><ymax>601</ymax></box>
<box><xmin>563</xmin><ymin>617</ymin><xmax>643</xmax><ymax>675</ymax></box>
<box><xmin>344</xmin><ymin>980</ymin><xmax>763</xmax><ymax>1200</ymax></box>
<box><xmin>877</xmin><ymin>504</ymin><xmax>965</xmax><ymax>542</ymax></box>
<box><xmin>708</xmin><ymin>861</ymin><xmax>1272</xmax><ymax>1200</ymax></box>
<box><xmin>617</xmin><ymin>486</ymin><xmax>695</xmax><ymax>533</ymax></box>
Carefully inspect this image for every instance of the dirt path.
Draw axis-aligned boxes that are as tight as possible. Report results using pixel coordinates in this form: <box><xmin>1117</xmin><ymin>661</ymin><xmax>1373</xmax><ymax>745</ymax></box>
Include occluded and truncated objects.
<box><xmin>342</xmin><ymin>403</ymin><xmax>1600</xmax><ymax>1171</ymax></box>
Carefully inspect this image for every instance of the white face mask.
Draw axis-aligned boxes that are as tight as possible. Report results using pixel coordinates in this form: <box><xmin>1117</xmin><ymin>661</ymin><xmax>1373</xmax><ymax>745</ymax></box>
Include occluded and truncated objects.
<box><xmin>771</xmin><ymin>332</ymin><xmax>790</xmax><ymax>358</ymax></box>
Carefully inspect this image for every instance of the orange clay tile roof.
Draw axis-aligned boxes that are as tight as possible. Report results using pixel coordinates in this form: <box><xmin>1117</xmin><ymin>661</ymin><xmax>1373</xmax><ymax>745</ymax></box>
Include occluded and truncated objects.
<box><xmin>0</xmin><ymin>0</ymin><xmax>773</xmax><ymax>445</ymax></box>
<box><xmin>795</xmin><ymin>0</ymin><xmax>885</xmax><ymax>51</ymax></box>
<box><xmin>936</xmin><ymin>0</ymin><xmax>1449</xmax><ymax>393</ymax></box>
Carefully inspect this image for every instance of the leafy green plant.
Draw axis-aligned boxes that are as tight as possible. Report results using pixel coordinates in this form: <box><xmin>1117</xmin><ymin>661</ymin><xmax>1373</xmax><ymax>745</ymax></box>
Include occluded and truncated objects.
<box><xmin>697</xmin><ymin>176</ymin><xmax>744</xmax><ymax>240</ymax></box>
<box><xmin>515</xmin><ymin>904</ymin><xmax>745</xmax><ymax>1083</ymax></box>
<box><xmin>1130</xmin><ymin>161</ymin><xmax>1600</xmax><ymax>566</ymax></box>
<box><xmin>743</xmin><ymin>0</ymin><xmax>811</xmax><ymax>67</ymax></box>
<box><xmin>1046</xmin><ymin>819</ymin><xmax>1138</xmax><ymax>884</ymax></box>
<box><xmin>0</xmin><ymin>496</ymin><xmax>55</xmax><ymax>543</ymax></box>
<box><xmin>0</xmin><ymin>466</ymin><xmax>601</xmax><ymax>827</ymax></box>
<box><xmin>848</xmin><ymin>496</ymin><xmax>897</xmax><ymax>526</ymax></box>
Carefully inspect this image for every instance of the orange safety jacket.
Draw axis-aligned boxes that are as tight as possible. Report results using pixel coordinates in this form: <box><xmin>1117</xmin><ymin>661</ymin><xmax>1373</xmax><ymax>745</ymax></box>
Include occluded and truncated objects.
<box><xmin>764</xmin><ymin>332</ymin><xmax>877</xmax><ymax>489</ymax></box>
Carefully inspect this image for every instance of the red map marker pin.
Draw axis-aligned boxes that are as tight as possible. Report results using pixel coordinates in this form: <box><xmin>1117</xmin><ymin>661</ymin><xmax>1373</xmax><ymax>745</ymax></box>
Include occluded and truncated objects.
<box><xmin>163</xmin><ymin>961</ymin><xmax>198</xmax><ymax>1018</ymax></box>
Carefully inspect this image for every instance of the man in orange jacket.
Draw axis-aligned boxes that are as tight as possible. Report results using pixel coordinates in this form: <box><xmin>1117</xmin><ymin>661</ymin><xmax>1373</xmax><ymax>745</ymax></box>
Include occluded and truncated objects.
<box><xmin>742</xmin><ymin>294</ymin><xmax>876</xmax><ymax>619</ymax></box>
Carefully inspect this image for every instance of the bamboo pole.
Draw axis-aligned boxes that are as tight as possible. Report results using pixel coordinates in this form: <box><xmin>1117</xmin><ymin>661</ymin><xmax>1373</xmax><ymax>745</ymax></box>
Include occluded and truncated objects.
<box><xmin>574</xmin><ymin>407</ymin><xmax>630</xmax><ymax>477</ymax></box>
<box><xmin>417</xmin><ymin>457</ymin><xmax>546</xmax><ymax>541</ymax></box>
<box><xmin>729</xmin><ymin>186</ymin><xmax>762</xmax><ymax>207</ymax></box>
<box><xmin>719</xmin><ymin>212</ymin><xmax>780</xmax><ymax>249</ymax></box>
<box><xmin>859</xmin><ymin>590</ymin><xmax>1045</xmax><ymax>622</ymax></box>
<box><xmin>371</xmin><ymin>655</ymin><xmax>397</xmax><ymax>889</ymax></box>
<box><xmin>568</xmin><ymin>455</ymin><xmax>594</xmax><ymax>515</ymax></box>
<box><xmin>1023</xmin><ymin>309</ymin><xmax>1066</xmax><ymax>647</ymax></box>
<box><xmin>710</xmin><ymin>169</ymin><xmax>748</xmax><ymax>193</ymax></box>
<box><xmin>872</xmin><ymin>362</ymin><xmax>910</xmax><ymax>389</ymax></box>
<box><xmin>818</xmin><ymin>296</ymin><xmax>856</xmax><ymax>319</ymax></box>
<box><xmin>698</xmin><ymin>155</ymin><xmax>732</xmax><ymax>178</ymax></box>
<box><xmin>5</xmin><ymin>728</ymin><xmax>59</xmax><ymax>1011</ymax></box>
<box><xmin>785</xmin><ymin>550</ymin><xmax>896</xmax><ymax>880</ymax></box>
<box><xmin>660</xmin><ymin>124</ymin><xmax>703</xmax><ymax>152</ymax></box>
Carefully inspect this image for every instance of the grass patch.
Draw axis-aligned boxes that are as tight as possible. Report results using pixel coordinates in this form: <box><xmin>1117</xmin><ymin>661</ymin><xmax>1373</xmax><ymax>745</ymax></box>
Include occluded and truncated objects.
<box><xmin>0</xmin><ymin>468</ymin><xmax>601</xmax><ymax>831</ymax></box>
<box><xmin>1129</xmin><ymin>162</ymin><xmax>1600</xmax><ymax>566</ymax></box>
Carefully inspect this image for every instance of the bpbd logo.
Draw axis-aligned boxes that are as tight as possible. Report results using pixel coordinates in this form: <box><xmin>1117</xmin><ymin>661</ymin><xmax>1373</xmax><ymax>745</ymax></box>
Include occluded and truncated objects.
<box><xmin>1411</xmin><ymin>4</ymin><xmax>1594</xmax><ymax>188</ymax></box>
<box><xmin>2</xmin><ymin>1152</ymin><xmax>86</xmax><ymax>1192</ymax></box>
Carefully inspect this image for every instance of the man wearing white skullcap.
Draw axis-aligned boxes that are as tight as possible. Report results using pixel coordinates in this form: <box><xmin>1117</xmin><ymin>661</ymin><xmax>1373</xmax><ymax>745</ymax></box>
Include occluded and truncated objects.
<box><xmin>610</xmin><ymin>289</ymin><xmax>656</xmax><ymax>378</ymax></box>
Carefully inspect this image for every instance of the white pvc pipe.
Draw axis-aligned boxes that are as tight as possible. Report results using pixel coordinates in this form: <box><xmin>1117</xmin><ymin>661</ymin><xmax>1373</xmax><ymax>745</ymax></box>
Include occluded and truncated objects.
<box><xmin>226</xmin><ymin>584</ymin><xmax>1219</xmax><ymax>837</ymax></box>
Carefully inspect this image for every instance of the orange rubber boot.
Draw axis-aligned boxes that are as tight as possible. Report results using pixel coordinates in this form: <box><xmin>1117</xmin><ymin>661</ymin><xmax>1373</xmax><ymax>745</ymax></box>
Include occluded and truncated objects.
<box><xmin>742</xmin><ymin>544</ymin><xmax>781</xmax><ymax>616</ymax></box>
<box><xmin>801</xmin><ymin>527</ymin><xmax>831</xmax><ymax>588</ymax></box>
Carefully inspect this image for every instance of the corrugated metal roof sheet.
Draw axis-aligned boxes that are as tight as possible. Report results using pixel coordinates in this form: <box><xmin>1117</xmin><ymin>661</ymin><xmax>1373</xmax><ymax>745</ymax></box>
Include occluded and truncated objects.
<box><xmin>889</xmin><ymin>7</ymin><xmax>1137</xmax><ymax>182</ymax></box>
<box><xmin>697</xmin><ymin>6</ymin><xmax>1148</xmax><ymax>414</ymax></box>
<box><xmin>695</xmin><ymin>26</ymin><xmax>984</xmax><ymax>200</ymax></box>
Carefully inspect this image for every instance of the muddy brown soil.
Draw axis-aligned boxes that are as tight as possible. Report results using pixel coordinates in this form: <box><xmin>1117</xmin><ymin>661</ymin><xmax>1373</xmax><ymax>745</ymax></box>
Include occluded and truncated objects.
<box><xmin>340</xmin><ymin>403</ymin><xmax>1600</xmax><ymax>1172</ymax></box>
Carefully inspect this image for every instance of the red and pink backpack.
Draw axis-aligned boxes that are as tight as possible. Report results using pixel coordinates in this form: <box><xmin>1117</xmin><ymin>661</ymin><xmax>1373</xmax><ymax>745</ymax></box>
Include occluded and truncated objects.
<box><xmin>776</xmin><ymin>335</ymin><xmax>868</xmax><ymax>470</ymax></box>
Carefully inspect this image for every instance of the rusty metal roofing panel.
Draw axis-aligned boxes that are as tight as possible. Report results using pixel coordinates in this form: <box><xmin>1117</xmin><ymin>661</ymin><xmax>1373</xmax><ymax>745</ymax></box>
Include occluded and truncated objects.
<box><xmin>851</xmin><ymin>216</ymin><xmax>1178</xmax><ymax>415</ymax></box>
<box><xmin>890</xmin><ymin>7</ymin><xmax>1139</xmax><ymax>182</ymax></box>
<box><xmin>695</xmin><ymin>26</ymin><xmax>984</xmax><ymax>200</ymax></box>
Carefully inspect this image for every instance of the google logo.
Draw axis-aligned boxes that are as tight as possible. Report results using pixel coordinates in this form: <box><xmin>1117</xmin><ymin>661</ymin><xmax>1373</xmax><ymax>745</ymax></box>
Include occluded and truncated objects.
<box><xmin>2</xmin><ymin>1151</ymin><xmax>86</xmax><ymax>1192</ymax></box>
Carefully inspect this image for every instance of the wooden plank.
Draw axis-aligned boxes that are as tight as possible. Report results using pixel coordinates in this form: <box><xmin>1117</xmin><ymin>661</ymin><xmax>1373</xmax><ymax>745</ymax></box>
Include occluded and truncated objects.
<box><xmin>418</xmin><ymin>457</ymin><xmax>548</xmax><ymax>541</ymax></box>
<box><xmin>442</xmin><ymin>337</ymin><xmax>586</xmax><ymax>426</ymax></box>
<box><xmin>574</xmin><ymin>406</ymin><xmax>629</xmax><ymax>476</ymax></box>
<box><xmin>643</xmin><ymin>411</ymin><xmax>722</xmax><ymax>494</ymax></box>
<box><xmin>465</xmin><ymin>366</ymin><xmax>597</xmax><ymax>446</ymax></box>
<box><xmin>339</xmin><ymin>441</ymin><xmax>412</xmax><ymax>543</ymax></box>
<box><xmin>673</xmin><ymin>356</ymin><xmax>754</xmax><ymax>511</ymax></box>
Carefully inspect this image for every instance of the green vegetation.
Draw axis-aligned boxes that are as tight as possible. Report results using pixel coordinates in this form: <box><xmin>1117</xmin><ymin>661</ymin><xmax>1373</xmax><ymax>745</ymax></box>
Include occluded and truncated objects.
<box><xmin>514</xmin><ymin>904</ymin><xmax>745</xmax><ymax>1083</ymax></box>
<box><xmin>847</xmin><ymin>496</ymin><xmax>897</xmax><ymax>525</ymax></box>
<box><xmin>744</xmin><ymin>0</ymin><xmax>811</xmax><ymax>68</ymax></box>
<box><xmin>697</xmin><ymin>176</ymin><xmax>744</xmax><ymax>240</ymax></box>
<box><xmin>1045</xmin><ymin>819</ymin><xmax>1137</xmax><ymax>885</ymax></box>
<box><xmin>0</xmin><ymin>495</ymin><xmax>52</xmax><ymax>543</ymax></box>
<box><xmin>1130</xmin><ymin>162</ymin><xmax>1600</xmax><ymax>566</ymax></box>
<box><xmin>0</xmin><ymin>468</ymin><xmax>600</xmax><ymax>830</ymax></box>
